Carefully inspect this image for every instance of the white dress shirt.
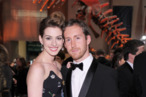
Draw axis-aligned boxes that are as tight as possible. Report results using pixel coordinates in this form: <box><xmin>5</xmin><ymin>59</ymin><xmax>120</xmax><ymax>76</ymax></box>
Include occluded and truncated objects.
<box><xmin>71</xmin><ymin>54</ymin><xmax>93</xmax><ymax>97</ymax></box>
<box><xmin>127</xmin><ymin>61</ymin><xmax>133</xmax><ymax>69</ymax></box>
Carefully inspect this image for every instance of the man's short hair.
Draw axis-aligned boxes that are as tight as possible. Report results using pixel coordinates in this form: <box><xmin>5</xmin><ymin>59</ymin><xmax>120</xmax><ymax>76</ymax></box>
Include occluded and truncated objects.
<box><xmin>62</xmin><ymin>19</ymin><xmax>90</xmax><ymax>37</ymax></box>
<box><xmin>122</xmin><ymin>39</ymin><xmax>144</xmax><ymax>61</ymax></box>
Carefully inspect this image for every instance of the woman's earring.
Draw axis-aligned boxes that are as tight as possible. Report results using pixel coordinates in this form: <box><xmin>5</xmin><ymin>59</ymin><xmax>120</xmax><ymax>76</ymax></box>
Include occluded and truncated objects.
<box><xmin>61</xmin><ymin>47</ymin><xmax>64</xmax><ymax>51</ymax></box>
<box><xmin>41</xmin><ymin>44</ymin><xmax>44</xmax><ymax>51</ymax></box>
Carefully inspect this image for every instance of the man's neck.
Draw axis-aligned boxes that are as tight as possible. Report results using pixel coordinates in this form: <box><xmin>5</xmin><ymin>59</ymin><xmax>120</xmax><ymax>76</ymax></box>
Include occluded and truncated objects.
<box><xmin>127</xmin><ymin>58</ymin><xmax>134</xmax><ymax>64</ymax></box>
<box><xmin>74</xmin><ymin>53</ymin><xmax>90</xmax><ymax>63</ymax></box>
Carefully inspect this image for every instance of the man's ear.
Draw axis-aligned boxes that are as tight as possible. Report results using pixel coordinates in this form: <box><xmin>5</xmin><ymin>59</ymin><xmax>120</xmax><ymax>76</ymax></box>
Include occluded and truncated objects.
<box><xmin>87</xmin><ymin>35</ymin><xmax>91</xmax><ymax>45</ymax></box>
<box><xmin>39</xmin><ymin>35</ymin><xmax>43</xmax><ymax>45</ymax></box>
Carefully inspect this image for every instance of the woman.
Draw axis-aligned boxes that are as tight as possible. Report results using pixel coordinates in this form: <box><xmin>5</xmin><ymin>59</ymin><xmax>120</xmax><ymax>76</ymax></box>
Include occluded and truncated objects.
<box><xmin>112</xmin><ymin>48</ymin><xmax>125</xmax><ymax>69</ymax></box>
<box><xmin>16</xmin><ymin>57</ymin><xmax>29</xmax><ymax>97</ymax></box>
<box><xmin>27</xmin><ymin>16</ymin><xmax>64</xmax><ymax>97</ymax></box>
<box><xmin>0</xmin><ymin>44</ymin><xmax>12</xmax><ymax>97</ymax></box>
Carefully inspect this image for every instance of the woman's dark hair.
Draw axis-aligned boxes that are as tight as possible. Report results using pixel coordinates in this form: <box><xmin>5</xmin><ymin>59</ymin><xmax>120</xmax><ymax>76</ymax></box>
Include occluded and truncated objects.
<box><xmin>56</xmin><ymin>51</ymin><xmax>65</xmax><ymax>60</ymax></box>
<box><xmin>112</xmin><ymin>52</ymin><xmax>124</xmax><ymax>68</ymax></box>
<box><xmin>39</xmin><ymin>16</ymin><xmax>63</xmax><ymax>37</ymax></box>
<box><xmin>62</xmin><ymin>19</ymin><xmax>90</xmax><ymax>37</ymax></box>
<box><xmin>16</xmin><ymin>57</ymin><xmax>27</xmax><ymax>70</ymax></box>
<box><xmin>112</xmin><ymin>48</ymin><xmax>124</xmax><ymax>68</ymax></box>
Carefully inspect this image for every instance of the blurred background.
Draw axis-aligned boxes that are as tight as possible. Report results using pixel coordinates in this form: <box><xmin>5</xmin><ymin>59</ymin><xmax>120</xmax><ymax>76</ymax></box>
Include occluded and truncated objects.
<box><xmin>0</xmin><ymin>0</ymin><xmax>146</xmax><ymax>61</ymax></box>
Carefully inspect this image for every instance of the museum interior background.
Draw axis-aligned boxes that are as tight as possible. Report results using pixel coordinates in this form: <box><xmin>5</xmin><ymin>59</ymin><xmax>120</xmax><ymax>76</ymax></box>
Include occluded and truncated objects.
<box><xmin>0</xmin><ymin>0</ymin><xmax>146</xmax><ymax>62</ymax></box>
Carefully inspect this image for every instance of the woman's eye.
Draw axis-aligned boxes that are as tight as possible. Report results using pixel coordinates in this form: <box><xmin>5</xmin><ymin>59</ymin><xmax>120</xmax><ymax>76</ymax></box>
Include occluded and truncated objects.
<box><xmin>57</xmin><ymin>37</ymin><xmax>63</xmax><ymax>40</ymax></box>
<box><xmin>46</xmin><ymin>37</ymin><xmax>51</xmax><ymax>40</ymax></box>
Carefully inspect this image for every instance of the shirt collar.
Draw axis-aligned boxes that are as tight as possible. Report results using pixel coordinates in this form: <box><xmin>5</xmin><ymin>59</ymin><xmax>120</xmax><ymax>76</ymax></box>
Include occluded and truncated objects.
<box><xmin>127</xmin><ymin>61</ymin><xmax>133</xmax><ymax>69</ymax></box>
<box><xmin>73</xmin><ymin>53</ymin><xmax>93</xmax><ymax>72</ymax></box>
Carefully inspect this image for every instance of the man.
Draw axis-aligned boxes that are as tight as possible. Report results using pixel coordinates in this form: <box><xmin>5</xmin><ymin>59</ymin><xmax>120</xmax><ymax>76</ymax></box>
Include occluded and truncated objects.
<box><xmin>63</xmin><ymin>19</ymin><xmax>119</xmax><ymax>97</ymax></box>
<box><xmin>134</xmin><ymin>52</ymin><xmax>146</xmax><ymax>97</ymax></box>
<box><xmin>117</xmin><ymin>39</ymin><xmax>144</xmax><ymax>97</ymax></box>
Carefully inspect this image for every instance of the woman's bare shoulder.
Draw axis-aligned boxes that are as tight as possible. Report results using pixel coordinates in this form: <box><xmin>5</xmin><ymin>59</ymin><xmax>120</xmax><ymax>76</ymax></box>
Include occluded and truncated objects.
<box><xmin>27</xmin><ymin>62</ymin><xmax>45</xmax><ymax>79</ymax></box>
<box><xmin>30</xmin><ymin>62</ymin><xmax>44</xmax><ymax>70</ymax></box>
<box><xmin>27</xmin><ymin>62</ymin><xmax>45</xmax><ymax>97</ymax></box>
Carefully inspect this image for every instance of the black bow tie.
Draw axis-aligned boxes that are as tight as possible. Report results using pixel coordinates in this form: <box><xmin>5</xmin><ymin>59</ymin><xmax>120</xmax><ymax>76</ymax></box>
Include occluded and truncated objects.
<box><xmin>71</xmin><ymin>62</ymin><xmax>83</xmax><ymax>71</ymax></box>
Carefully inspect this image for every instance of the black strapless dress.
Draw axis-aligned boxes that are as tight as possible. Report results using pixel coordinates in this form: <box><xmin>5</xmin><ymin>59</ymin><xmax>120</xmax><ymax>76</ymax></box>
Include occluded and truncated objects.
<box><xmin>43</xmin><ymin>71</ymin><xmax>64</xmax><ymax>97</ymax></box>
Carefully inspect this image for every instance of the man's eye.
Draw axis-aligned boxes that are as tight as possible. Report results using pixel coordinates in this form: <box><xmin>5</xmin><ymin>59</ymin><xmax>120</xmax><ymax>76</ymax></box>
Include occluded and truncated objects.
<box><xmin>65</xmin><ymin>39</ymin><xmax>71</xmax><ymax>42</ymax></box>
<box><xmin>76</xmin><ymin>37</ymin><xmax>80</xmax><ymax>39</ymax></box>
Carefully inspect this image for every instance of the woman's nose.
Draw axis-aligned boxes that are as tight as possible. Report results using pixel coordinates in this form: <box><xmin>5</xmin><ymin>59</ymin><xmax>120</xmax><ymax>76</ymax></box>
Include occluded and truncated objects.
<box><xmin>51</xmin><ymin>39</ymin><xmax>57</xmax><ymax>46</ymax></box>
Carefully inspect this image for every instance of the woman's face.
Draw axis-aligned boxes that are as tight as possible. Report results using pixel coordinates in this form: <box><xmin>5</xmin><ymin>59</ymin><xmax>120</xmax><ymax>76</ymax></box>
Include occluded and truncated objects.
<box><xmin>119</xmin><ymin>57</ymin><xmax>125</xmax><ymax>66</ymax></box>
<box><xmin>16</xmin><ymin>59</ymin><xmax>22</xmax><ymax>67</ymax></box>
<box><xmin>39</xmin><ymin>27</ymin><xmax>64</xmax><ymax>56</ymax></box>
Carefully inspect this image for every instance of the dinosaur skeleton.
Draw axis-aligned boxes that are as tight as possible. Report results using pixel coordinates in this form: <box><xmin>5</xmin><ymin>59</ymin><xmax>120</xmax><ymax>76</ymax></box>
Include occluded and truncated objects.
<box><xmin>74</xmin><ymin>0</ymin><xmax>131</xmax><ymax>49</ymax></box>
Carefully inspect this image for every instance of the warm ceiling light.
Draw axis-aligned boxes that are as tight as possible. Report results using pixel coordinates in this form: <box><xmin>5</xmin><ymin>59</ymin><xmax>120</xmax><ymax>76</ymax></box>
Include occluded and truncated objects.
<box><xmin>33</xmin><ymin>0</ymin><xmax>66</xmax><ymax>12</ymax></box>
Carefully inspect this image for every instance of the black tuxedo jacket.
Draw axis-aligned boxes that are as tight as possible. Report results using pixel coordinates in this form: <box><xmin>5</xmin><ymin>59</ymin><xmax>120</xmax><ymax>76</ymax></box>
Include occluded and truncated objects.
<box><xmin>65</xmin><ymin>58</ymin><xmax>119</xmax><ymax>97</ymax></box>
<box><xmin>97</xmin><ymin>57</ymin><xmax>112</xmax><ymax>67</ymax></box>
<box><xmin>134</xmin><ymin>52</ymin><xmax>146</xmax><ymax>97</ymax></box>
<box><xmin>117</xmin><ymin>62</ymin><xmax>135</xmax><ymax>97</ymax></box>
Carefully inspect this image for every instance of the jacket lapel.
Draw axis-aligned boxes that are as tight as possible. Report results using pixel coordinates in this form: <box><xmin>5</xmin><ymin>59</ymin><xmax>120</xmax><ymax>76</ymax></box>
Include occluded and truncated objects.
<box><xmin>78</xmin><ymin>58</ymin><xmax>98</xmax><ymax>97</ymax></box>
<box><xmin>66</xmin><ymin>68</ymin><xmax>72</xmax><ymax>97</ymax></box>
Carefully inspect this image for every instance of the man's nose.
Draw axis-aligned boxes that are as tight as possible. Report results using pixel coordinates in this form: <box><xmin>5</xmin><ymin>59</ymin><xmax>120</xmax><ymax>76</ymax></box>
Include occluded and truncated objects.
<box><xmin>71</xmin><ymin>40</ymin><xmax>76</xmax><ymax>48</ymax></box>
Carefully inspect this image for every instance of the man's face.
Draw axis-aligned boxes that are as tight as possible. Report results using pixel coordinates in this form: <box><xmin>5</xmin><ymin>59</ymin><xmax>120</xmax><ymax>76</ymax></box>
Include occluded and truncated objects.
<box><xmin>136</xmin><ymin>45</ymin><xmax>144</xmax><ymax>55</ymax></box>
<box><xmin>64</xmin><ymin>25</ymin><xmax>91</xmax><ymax>62</ymax></box>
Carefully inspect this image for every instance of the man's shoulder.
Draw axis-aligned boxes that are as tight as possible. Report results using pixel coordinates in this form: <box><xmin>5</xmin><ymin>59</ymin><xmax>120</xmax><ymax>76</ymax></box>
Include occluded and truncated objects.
<box><xmin>95</xmin><ymin>62</ymin><xmax>116</xmax><ymax>75</ymax></box>
<box><xmin>117</xmin><ymin>62</ymin><xmax>133</xmax><ymax>77</ymax></box>
<box><xmin>117</xmin><ymin>62</ymin><xmax>130</xmax><ymax>71</ymax></box>
<box><xmin>97</xmin><ymin>62</ymin><xmax>114</xmax><ymax>69</ymax></box>
<box><xmin>92</xmin><ymin>62</ymin><xmax>117</xmax><ymax>82</ymax></box>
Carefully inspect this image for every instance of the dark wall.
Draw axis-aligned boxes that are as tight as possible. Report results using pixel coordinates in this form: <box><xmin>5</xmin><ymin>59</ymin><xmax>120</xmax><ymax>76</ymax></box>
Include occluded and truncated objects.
<box><xmin>113</xmin><ymin>6</ymin><xmax>133</xmax><ymax>37</ymax></box>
